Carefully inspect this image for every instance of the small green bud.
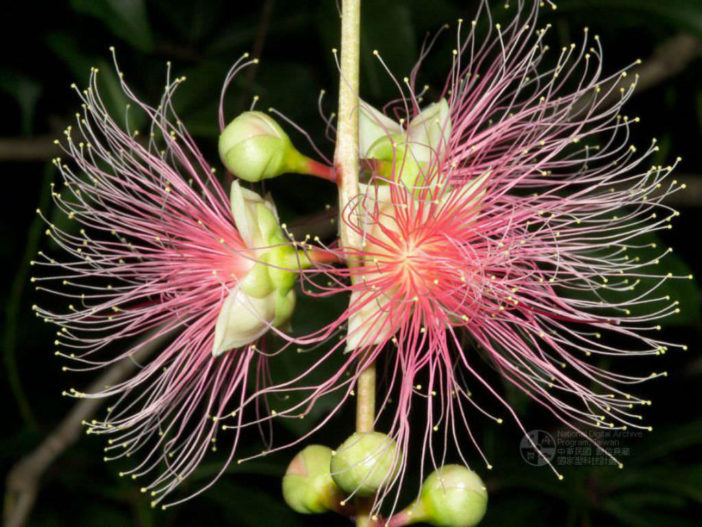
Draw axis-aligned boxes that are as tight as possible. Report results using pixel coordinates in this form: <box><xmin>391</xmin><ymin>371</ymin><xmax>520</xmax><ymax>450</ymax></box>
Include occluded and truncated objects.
<box><xmin>282</xmin><ymin>445</ymin><xmax>344</xmax><ymax>514</ymax></box>
<box><xmin>330</xmin><ymin>432</ymin><xmax>401</xmax><ymax>497</ymax></box>
<box><xmin>219</xmin><ymin>111</ymin><xmax>293</xmax><ymax>182</ymax></box>
<box><xmin>401</xmin><ymin>465</ymin><xmax>487</xmax><ymax>527</ymax></box>
<box><xmin>219</xmin><ymin>111</ymin><xmax>329</xmax><ymax>182</ymax></box>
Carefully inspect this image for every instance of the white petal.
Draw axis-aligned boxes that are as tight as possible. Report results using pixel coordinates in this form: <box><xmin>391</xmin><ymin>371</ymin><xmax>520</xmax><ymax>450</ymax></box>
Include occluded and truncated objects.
<box><xmin>213</xmin><ymin>287</ymin><xmax>277</xmax><ymax>355</ymax></box>
<box><xmin>345</xmin><ymin>288</ymin><xmax>395</xmax><ymax>352</ymax></box>
<box><xmin>261</xmin><ymin>191</ymin><xmax>279</xmax><ymax>218</ymax></box>
<box><xmin>359</xmin><ymin>101</ymin><xmax>403</xmax><ymax>157</ymax></box>
<box><xmin>357</xmin><ymin>182</ymin><xmax>395</xmax><ymax>234</ymax></box>
<box><xmin>441</xmin><ymin>170</ymin><xmax>490</xmax><ymax>212</ymax></box>
<box><xmin>230</xmin><ymin>180</ymin><xmax>259</xmax><ymax>247</ymax></box>
<box><xmin>230</xmin><ymin>180</ymin><xmax>279</xmax><ymax>249</ymax></box>
<box><xmin>407</xmin><ymin>99</ymin><xmax>451</xmax><ymax>163</ymax></box>
<box><xmin>358</xmin><ymin>182</ymin><xmax>393</xmax><ymax>208</ymax></box>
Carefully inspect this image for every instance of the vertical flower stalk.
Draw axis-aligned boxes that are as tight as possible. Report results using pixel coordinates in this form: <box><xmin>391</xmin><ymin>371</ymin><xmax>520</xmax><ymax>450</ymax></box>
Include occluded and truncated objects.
<box><xmin>333</xmin><ymin>0</ymin><xmax>377</xmax><ymax>525</ymax></box>
<box><xmin>334</xmin><ymin>0</ymin><xmax>362</xmax><ymax>262</ymax></box>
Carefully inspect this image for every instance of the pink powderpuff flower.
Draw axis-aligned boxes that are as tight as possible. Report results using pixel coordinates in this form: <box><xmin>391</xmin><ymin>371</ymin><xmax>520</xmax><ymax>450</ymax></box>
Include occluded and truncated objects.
<box><xmin>32</xmin><ymin>54</ymin><xmax>302</xmax><ymax>508</ymax></box>
<box><xmin>256</xmin><ymin>0</ymin><xmax>691</xmax><ymax>516</ymax></box>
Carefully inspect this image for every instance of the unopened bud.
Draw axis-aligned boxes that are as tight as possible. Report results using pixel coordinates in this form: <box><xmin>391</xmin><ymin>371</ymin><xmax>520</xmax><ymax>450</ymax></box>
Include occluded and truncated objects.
<box><xmin>282</xmin><ymin>445</ymin><xmax>344</xmax><ymax>514</ymax></box>
<box><xmin>219</xmin><ymin>111</ymin><xmax>291</xmax><ymax>182</ymax></box>
<box><xmin>219</xmin><ymin>111</ymin><xmax>329</xmax><ymax>182</ymax></box>
<box><xmin>398</xmin><ymin>465</ymin><xmax>487</xmax><ymax>527</ymax></box>
<box><xmin>330</xmin><ymin>432</ymin><xmax>401</xmax><ymax>497</ymax></box>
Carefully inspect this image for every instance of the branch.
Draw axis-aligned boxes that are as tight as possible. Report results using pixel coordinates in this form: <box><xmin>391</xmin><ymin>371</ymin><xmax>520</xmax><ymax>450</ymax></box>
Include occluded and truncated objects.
<box><xmin>0</xmin><ymin>136</ymin><xmax>58</xmax><ymax>162</ymax></box>
<box><xmin>4</xmin><ymin>332</ymin><xmax>168</xmax><ymax>527</ymax></box>
<box><xmin>334</xmin><ymin>0</ymin><xmax>362</xmax><ymax>262</ymax></box>
<box><xmin>332</xmin><ymin>1</ymin><xmax>377</xmax><ymax>525</ymax></box>
<box><xmin>665</xmin><ymin>174</ymin><xmax>702</xmax><ymax>208</ymax></box>
<box><xmin>632</xmin><ymin>34</ymin><xmax>701</xmax><ymax>94</ymax></box>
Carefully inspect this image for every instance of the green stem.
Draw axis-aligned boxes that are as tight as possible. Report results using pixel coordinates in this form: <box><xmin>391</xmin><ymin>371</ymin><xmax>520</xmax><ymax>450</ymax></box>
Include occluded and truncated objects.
<box><xmin>333</xmin><ymin>1</ymin><xmax>377</xmax><ymax>526</ymax></box>
<box><xmin>354</xmin><ymin>361</ymin><xmax>376</xmax><ymax>527</ymax></box>
<box><xmin>335</xmin><ymin>0</ymin><xmax>361</xmax><ymax>258</ymax></box>
<box><xmin>286</xmin><ymin>148</ymin><xmax>337</xmax><ymax>182</ymax></box>
<box><xmin>355</xmin><ymin>359</ymin><xmax>376</xmax><ymax>434</ymax></box>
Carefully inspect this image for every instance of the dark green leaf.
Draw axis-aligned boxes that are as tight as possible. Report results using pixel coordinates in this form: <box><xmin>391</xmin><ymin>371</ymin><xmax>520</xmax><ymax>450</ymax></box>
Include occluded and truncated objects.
<box><xmin>70</xmin><ymin>0</ymin><xmax>154</xmax><ymax>51</ymax></box>
<box><xmin>558</xmin><ymin>0</ymin><xmax>702</xmax><ymax>38</ymax></box>
<box><xmin>203</xmin><ymin>480</ymin><xmax>308</xmax><ymax>527</ymax></box>
<box><xmin>0</xmin><ymin>70</ymin><xmax>41</xmax><ymax>135</ymax></box>
<box><xmin>45</xmin><ymin>32</ymin><xmax>142</xmax><ymax>129</ymax></box>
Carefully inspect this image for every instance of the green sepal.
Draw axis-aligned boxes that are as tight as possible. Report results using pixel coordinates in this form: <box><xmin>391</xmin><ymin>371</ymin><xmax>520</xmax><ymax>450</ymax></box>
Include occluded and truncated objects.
<box><xmin>273</xmin><ymin>288</ymin><xmax>296</xmax><ymax>328</ymax></box>
<box><xmin>267</xmin><ymin>244</ymin><xmax>298</xmax><ymax>294</ymax></box>
<box><xmin>365</xmin><ymin>135</ymin><xmax>425</xmax><ymax>191</ymax></box>
<box><xmin>256</xmin><ymin>202</ymin><xmax>283</xmax><ymax>245</ymax></box>
<box><xmin>239</xmin><ymin>257</ymin><xmax>275</xmax><ymax>299</ymax></box>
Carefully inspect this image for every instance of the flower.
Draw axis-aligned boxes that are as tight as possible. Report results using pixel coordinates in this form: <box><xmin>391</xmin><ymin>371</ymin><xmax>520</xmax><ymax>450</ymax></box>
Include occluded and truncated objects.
<box><xmin>32</xmin><ymin>56</ymin><xmax>301</xmax><ymax>507</ymax></box>
<box><xmin>259</xmin><ymin>0</ymin><xmax>689</xmax><ymax>515</ymax></box>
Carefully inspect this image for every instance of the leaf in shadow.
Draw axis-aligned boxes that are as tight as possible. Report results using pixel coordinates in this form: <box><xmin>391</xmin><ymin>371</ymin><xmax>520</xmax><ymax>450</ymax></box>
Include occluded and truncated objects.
<box><xmin>70</xmin><ymin>0</ymin><xmax>154</xmax><ymax>52</ymax></box>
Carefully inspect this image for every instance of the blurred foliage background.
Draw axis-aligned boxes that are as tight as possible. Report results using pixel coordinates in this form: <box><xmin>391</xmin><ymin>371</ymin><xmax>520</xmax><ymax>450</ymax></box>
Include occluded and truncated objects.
<box><xmin>2</xmin><ymin>0</ymin><xmax>701</xmax><ymax>526</ymax></box>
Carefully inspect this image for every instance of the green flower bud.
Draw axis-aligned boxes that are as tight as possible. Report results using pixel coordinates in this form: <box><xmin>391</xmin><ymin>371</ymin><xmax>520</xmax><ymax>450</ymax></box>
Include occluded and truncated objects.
<box><xmin>400</xmin><ymin>465</ymin><xmax>487</xmax><ymax>527</ymax></box>
<box><xmin>330</xmin><ymin>432</ymin><xmax>401</xmax><ymax>497</ymax></box>
<box><xmin>282</xmin><ymin>445</ymin><xmax>344</xmax><ymax>514</ymax></box>
<box><xmin>219</xmin><ymin>111</ymin><xmax>291</xmax><ymax>182</ymax></box>
<box><xmin>219</xmin><ymin>111</ymin><xmax>328</xmax><ymax>182</ymax></box>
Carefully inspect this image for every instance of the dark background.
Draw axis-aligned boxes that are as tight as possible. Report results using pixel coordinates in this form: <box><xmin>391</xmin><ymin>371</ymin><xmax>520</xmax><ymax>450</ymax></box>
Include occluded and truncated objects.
<box><xmin>2</xmin><ymin>1</ymin><xmax>701</xmax><ymax>526</ymax></box>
